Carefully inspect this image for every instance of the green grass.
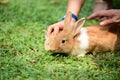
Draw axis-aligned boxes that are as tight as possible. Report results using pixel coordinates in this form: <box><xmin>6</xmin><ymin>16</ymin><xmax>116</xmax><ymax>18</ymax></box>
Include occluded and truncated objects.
<box><xmin>0</xmin><ymin>0</ymin><xmax>120</xmax><ymax>80</ymax></box>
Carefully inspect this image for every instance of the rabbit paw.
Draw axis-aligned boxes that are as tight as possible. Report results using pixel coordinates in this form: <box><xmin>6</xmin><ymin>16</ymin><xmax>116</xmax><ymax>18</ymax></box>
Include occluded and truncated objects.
<box><xmin>77</xmin><ymin>53</ymin><xmax>85</xmax><ymax>57</ymax></box>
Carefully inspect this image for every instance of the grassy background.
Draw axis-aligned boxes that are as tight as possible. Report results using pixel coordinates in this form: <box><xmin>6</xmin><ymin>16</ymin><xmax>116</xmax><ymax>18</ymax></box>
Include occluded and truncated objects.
<box><xmin>0</xmin><ymin>0</ymin><xmax>120</xmax><ymax>80</ymax></box>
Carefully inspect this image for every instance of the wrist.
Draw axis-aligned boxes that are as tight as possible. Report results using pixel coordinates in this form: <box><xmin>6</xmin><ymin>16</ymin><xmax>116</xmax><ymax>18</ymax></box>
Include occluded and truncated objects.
<box><xmin>62</xmin><ymin>13</ymin><xmax>78</xmax><ymax>21</ymax></box>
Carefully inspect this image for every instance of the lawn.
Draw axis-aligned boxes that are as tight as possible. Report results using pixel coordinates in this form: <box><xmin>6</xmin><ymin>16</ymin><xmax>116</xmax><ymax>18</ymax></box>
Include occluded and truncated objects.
<box><xmin>0</xmin><ymin>0</ymin><xmax>120</xmax><ymax>80</ymax></box>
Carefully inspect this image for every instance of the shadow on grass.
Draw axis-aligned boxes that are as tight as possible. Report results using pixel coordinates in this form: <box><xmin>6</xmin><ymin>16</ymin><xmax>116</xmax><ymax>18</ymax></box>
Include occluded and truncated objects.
<box><xmin>52</xmin><ymin>52</ymin><xmax>93</xmax><ymax>57</ymax></box>
<box><xmin>51</xmin><ymin>52</ymin><xmax>68</xmax><ymax>57</ymax></box>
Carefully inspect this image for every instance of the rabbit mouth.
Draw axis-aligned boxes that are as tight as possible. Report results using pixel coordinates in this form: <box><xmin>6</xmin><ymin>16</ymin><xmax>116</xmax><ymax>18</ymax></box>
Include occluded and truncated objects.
<box><xmin>50</xmin><ymin>50</ymin><xmax>63</xmax><ymax>53</ymax></box>
<box><xmin>50</xmin><ymin>49</ymin><xmax>66</xmax><ymax>54</ymax></box>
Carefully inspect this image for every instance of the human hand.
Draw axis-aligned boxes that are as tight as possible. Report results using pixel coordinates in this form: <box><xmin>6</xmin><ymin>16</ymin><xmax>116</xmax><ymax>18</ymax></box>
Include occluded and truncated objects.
<box><xmin>47</xmin><ymin>21</ymin><xmax>64</xmax><ymax>36</ymax></box>
<box><xmin>47</xmin><ymin>19</ymin><xmax>76</xmax><ymax>36</ymax></box>
<box><xmin>88</xmin><ymin>9</ymin><xmax>120</xmax><ymax>26</ymax></box>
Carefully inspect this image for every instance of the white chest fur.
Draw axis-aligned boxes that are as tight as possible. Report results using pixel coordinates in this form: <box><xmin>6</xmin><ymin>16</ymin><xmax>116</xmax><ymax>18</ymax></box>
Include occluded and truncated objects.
<box><xmin>79</xmin><ymin>28</ymin><xmax>89</xmax><ymax>50</ymax></box>
<box><xmin>71</xmin><ymin>28</ymin><xmax>89</xmax><ymax>57</ymax></box>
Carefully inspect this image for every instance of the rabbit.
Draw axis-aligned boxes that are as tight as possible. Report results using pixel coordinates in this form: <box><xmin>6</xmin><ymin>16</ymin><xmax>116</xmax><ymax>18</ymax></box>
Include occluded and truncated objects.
<box><xmin>44</xmin><ymin>11</ymin><xmax>120</xmax><ymax>57</ymax></box>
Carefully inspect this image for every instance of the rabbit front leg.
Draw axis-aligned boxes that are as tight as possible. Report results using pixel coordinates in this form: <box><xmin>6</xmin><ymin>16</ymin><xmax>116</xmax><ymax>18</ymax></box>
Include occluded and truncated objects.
<box><xmin>77</xmin><ymin>50</ymin><xmax>87</xmax><ymax>57</ymax></box>
<box><xmin>71</xmin><ymin>49</ymin><xmax>87</xmax><ymax>57</ymax></box>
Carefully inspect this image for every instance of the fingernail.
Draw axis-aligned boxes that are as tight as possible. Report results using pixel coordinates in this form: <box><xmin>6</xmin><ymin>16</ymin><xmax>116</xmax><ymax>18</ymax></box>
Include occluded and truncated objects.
<box><xmin>100</xmin><ymin>22</ymin><xmax>105</xmax><ymax>26</ymax></box>
<box><xmin>87</xmin><ymin>17</ymin><xmax>90</xmax><ymax>19</ymax></box>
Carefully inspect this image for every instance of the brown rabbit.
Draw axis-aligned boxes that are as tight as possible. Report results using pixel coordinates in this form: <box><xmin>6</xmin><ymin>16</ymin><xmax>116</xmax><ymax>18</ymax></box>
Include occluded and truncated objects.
<box><xmin>44</xmin><ymin>12</ymin><xmax>120</xmax><ymax>57</ymax></box>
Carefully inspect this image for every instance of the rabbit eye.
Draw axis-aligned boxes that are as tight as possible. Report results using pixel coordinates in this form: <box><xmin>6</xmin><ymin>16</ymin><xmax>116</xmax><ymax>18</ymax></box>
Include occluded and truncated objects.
<box><xmin>61</xmin><ymin>39</ymin><xmax>66</xmax><ymax>44</ymax></box>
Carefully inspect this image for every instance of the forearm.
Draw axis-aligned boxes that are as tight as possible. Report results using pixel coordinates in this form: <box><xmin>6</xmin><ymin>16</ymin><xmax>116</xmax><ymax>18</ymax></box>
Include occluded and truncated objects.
<box><xmin>67</xmin><ymin>0</ymin><xmax>85</xmax><ymax>17</ymax></box>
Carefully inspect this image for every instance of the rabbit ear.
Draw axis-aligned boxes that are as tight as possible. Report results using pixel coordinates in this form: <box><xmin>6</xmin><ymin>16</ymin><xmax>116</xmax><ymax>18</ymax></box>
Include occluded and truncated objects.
<box><xmin>64</xmin><ymin>11</ymin><xmax>72</xmax><ymax>29</ymax></box>
<box><xmin>73</xmin><ymin>18</ymin><xmax>85</xmax><ymax>38</ymax></box>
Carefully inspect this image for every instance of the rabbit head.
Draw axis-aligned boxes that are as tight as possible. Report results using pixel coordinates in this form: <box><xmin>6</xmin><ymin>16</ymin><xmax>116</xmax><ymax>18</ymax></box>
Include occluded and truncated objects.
<box><xmin>45</xmin><ymin>12</ymin><xmax>85</xmax><ymax>55</ymax></box>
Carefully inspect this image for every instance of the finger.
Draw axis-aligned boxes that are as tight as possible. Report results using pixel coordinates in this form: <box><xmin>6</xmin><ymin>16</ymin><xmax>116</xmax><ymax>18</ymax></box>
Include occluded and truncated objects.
<box><xmin>99</xmin><ymin>17</ymin><xmax>107</xmax><ymax>21</ymax></box>
<box><xmin>47</xmin><ymin>25</ymin><xmax>54</xmax><ymax>36</ymax></box>
<box><xmin>59</xmin><ymin>24</ymin><xmax>64</xmax><ymax>31</ymax></box>
<box><xmin>54</xmin><ymin>25</ymin><xmax>59</xmax><ymax>34</ymax></box>
<box><xmin>87</xmin><ymin>12</ymin><xmax>101</xmax><ymax>19</ymax></box>
<box><xmin>87</xmin><ymin>10</ymin><xmax>108</xmax><ymax>20</ymax></box>
<box><xmin>100</xmin><ymin>19</ymin><xmax>114</xmax><ymax>26</ymax></box>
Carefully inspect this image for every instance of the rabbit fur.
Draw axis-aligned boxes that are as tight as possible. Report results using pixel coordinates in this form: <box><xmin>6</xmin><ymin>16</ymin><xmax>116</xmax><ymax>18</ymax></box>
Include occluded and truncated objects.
<box><xmin>44</xmin><ymin>12</ymin><xmax>120</xmax><ymax>57</ymax></box>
